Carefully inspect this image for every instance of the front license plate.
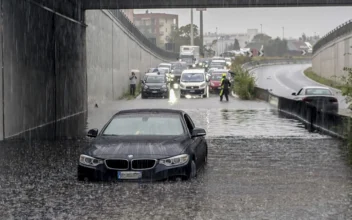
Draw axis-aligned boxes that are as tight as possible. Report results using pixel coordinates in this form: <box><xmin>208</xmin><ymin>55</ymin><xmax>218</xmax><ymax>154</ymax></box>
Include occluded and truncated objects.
<box><xmin>190</xmin><ymin>90</ymin><xmax>195</xmax><ymax>93</ymax></box>
<box><xmin>152</xmin><ymin>91</ymin><xmax>158</xmax><ymax>93</ymax></box>
<box><xmin>118</xmin><ymin>171</ymin><xmax>142</xmax><ymax>180</ymax></box>
<box><xmin>218</xmin><ymin>87</ymin><xmax>222</xmax><ymax>89</ymax></box>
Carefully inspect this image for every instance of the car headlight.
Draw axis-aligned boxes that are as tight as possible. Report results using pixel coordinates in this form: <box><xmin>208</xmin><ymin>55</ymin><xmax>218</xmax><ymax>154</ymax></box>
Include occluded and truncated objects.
<box><xmin>179</xmin><ymin>83</ymin><xmax>185</xmax><ymax>88</ymax></box>
<box><xmin>210</xmin><ymin>82</ymin><xmax>214</xmax><ymax>86</ymax></box>
<box><xmin>162</xmin><ymin>85</ymin><xmax>167</xmax><ymax>89</ymax></box>
<box><xmin>144</xmin><ymin>85</ymin><xmax>148</xmax><ymax>89</ymax></box>
<box><xmin>199</xmin><ymin>83</ymin><xmax>206</xmax><ymax>88</ymax></box>
<box><xmin>159</xmin><ymin>154</ymin><xmax>189</xmax><ymax>167</ymax></box>
<box><xmin>79</xmin><ymin>155</ymin><xmax>103</xmax><ymax>166</ymax></box>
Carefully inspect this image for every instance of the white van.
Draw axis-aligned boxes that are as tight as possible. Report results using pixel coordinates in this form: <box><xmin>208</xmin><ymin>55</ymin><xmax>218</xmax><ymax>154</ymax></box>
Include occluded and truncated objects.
<box><xmin>158</xmin><ymin>63</ymin><xmax>172</xmax><ymax>72</ymax></box>
<box><xmin>179</xmin><ymin>69</ymin><xmax>208</xmax><ymax>98</ymax></box>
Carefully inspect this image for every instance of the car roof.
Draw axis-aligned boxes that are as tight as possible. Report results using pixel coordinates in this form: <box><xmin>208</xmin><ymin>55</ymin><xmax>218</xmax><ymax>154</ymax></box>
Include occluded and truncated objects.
<box><xmin>302</xmin><ymin>86</ymin><xmax>330</xmax><ymax>90</ymax></box>
<box><xmin>116</xmin><ymin>109</ymin><xmax>185</xmax><ymax>115</ymax></box>
<box><xmin>145</xmin><ymin>73</ymin><xmax>164</xmax><ymax>76</ymax></box>
<box><xmin>182</xmin><ymin>69</ymin><xmax>205</xmax><ymax>74</ymax></box>
<box><xmin>212</xmin><ymin>69</ymin><xmax>228</xmax><ymax>72</ymax></box>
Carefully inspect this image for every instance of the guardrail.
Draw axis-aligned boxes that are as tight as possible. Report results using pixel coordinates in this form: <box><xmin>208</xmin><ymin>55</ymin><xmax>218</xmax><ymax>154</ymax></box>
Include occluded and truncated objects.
<box><xmin>254</xmin><ymin>87</ymin><xmax>351</xmax><ymax>139</ymax></box>
<box><xmin>313</xmin><ymin>19</ymin><xmax>352</xmax><ymax>55</ymax></box>
<box><xmin>109</xmin><ymin>10</ymin><xmax>179</xmax><ymax>61</ymax></box>
<box><xmin>241</xmin><ymin>58</ymin><xmax>312</xmax><ymax>71</ymax></box>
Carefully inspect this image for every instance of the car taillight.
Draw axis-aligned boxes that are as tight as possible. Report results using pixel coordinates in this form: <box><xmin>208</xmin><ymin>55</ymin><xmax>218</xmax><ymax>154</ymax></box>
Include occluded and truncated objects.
<box><xmin>329</xmin><ymin>98</ymin><xmax>338</xmax><ymax>103</ymax></box>
<box><xmin>302</xmin><ymin>97</ymin><xmax>312</xmax><ymax>102</ymax></box>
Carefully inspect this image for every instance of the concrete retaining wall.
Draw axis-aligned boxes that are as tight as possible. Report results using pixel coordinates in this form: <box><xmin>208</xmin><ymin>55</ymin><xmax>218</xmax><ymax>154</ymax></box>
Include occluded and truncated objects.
<box><xmin>0</xmin><ymin>0</ymin><xmax>87</xmax><ymax>140</ymax></box>
<box><xmin>312</xmin><ymin>33</ymin><xmax>352</xmax><ymax>82</ymax></box>
<box><xmin>86</xmin><ymin>10</ymin><xmax>170</xmax><ymax>104</ymax></box>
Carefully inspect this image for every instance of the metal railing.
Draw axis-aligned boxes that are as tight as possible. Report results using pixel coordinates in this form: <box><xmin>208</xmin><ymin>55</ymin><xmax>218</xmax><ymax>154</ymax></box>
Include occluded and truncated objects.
<box><xmin>313</xmin><ymin>19</ymin><xmax>352</xmax><ymax>54</ymax></box>
<box><xmin>109</xmin><ymin>10</ymin><xmax>178</xmax><ymax>61</ymax></box>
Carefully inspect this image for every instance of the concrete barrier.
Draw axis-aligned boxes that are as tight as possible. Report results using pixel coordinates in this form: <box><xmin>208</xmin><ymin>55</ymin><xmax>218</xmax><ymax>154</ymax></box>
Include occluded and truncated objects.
<box><xmin>312</xmin><ymin>20</ymin><xmax>352</xmax><ymax>83</ymax></box>
<box><xmin>86</xmin><ymin>10</ymin><xmax>174</xmax><ymax>105</ymax></box>
<box><xmin>254</xmin><ymin>87</ymin><xmax>351</xmax><ymax>139</ymax></box>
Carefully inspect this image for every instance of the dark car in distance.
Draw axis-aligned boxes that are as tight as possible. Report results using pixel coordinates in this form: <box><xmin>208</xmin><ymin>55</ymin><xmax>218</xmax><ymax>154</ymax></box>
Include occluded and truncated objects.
<box><xmin>141</xmin><ymin>73</ymin><xmax>169</xmax><ymax>99</ymax></box>
<box><xmin>77</xmin><ymin>109</ymin><xmax>208</xmax><ymax>182</ymax></box>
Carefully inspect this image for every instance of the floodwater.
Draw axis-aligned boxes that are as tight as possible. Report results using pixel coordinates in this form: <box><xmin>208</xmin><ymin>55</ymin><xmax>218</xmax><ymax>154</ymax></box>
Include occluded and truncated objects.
<box><xmin>1</xmin><ymin>95</ymin><xmax>351</xmax><ymax>219</ymax></box>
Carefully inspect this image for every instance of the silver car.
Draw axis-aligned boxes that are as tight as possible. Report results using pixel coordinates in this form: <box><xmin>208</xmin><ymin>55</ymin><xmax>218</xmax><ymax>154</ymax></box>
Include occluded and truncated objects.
<box><xmin>291</xmin><ymin>86</ymin><xmax>338</xmax><ymax>113</ymax></box>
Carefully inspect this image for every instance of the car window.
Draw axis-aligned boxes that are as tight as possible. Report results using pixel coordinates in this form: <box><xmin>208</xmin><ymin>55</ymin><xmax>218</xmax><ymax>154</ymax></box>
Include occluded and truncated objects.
<box><xmin>181</xmin><ymin>73</ymin><xmax>205</xmax><ymax>82</ymax></box>
<box><xmin>305</xmin><ymin>88</ymin><xmax>332</xmax><ymax>95</ymax></box>
<box><xmin>103</xmin><ymin>114</ymin><xmax>185</xmax><ymax>136</ymax></box>
<box><xmin>211</xmin><ymin>74</ymin><xmax>222</xmax><ymax>80</ymax></box>
<box><xmin>146</xmin><ymin>76</ymin><xmax>165</xmax><ymax>83</ymax></box>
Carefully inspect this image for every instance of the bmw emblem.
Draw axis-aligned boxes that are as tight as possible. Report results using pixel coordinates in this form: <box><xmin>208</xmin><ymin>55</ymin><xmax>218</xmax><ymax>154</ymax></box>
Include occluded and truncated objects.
<box><xmin>128</xmin><ymin>155</ymin><xmax>133</xmax><ymax>159</ymax></box>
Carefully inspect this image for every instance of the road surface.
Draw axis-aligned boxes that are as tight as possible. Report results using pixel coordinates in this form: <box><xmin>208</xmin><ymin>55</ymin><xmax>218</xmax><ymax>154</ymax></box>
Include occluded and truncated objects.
<box><xmin>253</xmin><ymin>64</ymin><xmax>351</xmax><ymax>115</ymax></box>
<box><xmin>1</xmin><ymin>89</ymin><xmax>351</xmax><ymax>219</ymax></box>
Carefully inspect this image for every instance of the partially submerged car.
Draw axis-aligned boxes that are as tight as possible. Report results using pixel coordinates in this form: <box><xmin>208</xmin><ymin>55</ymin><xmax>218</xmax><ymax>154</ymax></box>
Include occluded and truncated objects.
<box><xmin>78</xmin><ymin>109</ymin><xmax>208</xmax><ymax>182</ymax></box>
<box><xmin>291</xmin><ymin>86</ymin><xmax>339</xmax><ymax>113</ymax></box>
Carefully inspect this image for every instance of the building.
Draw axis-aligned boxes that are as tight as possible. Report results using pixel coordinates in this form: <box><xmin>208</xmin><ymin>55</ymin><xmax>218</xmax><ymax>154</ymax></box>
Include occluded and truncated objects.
<box><xmin>120</xmin><ymin>9</ymin><xmax>134</xmax><ymax>21</ymax></box>
<box><xmin>134</xmin><ymin>11</ymin><xmax>178</xmax><ymax>48</ymax></box>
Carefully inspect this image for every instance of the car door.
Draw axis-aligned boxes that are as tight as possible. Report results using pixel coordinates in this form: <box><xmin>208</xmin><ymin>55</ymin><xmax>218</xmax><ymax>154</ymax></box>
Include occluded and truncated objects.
<box><xmin>184</xmin><ymin>114</ymin><xmax>205</xmax><ymax>167</ymax></box>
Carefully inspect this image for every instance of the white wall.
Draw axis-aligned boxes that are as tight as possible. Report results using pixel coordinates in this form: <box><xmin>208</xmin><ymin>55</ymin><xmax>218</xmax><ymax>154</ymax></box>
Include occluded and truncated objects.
<box><xmin>312</xmin><ymin>33</ymin><xmax>352</xmax><ymax>83</ymax></box>
<box><xmin>86</xmin><ymin>10</ymin><xmax>169</xmax><ymax>104</ymax></box>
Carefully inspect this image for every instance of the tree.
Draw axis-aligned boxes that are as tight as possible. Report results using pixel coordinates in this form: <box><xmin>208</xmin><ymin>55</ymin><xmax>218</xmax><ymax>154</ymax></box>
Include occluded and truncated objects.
<box><xmin>252</xmin><ymin>34</ymin><xmax>272</xmax><ymax>43</ymax></box>
<box><xmin>234</xmin><ymin>39</ymin><xmax>240</xmax><ymax>50</ymax></box>
<box><xmin>167</xmin><ymin>24</ymin><xmax>201</xmax><ymax>53</ymax></box>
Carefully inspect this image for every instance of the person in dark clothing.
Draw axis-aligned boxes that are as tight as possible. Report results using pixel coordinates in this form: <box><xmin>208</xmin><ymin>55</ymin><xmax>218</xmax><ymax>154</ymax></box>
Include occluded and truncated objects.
<box><xmin>129</xmin><ymin>72</ymin><xmax>137</xmax><ymax>96</ymax></box>
<box><xmin>220</xmin><ymin>73</ymin><xmax>231</xmax><ymax>101</ymax></box>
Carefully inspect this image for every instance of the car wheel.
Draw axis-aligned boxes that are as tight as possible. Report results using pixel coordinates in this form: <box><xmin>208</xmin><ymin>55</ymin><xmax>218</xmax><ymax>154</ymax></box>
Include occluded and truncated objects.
<box><xmin>141</xmin><ymin>95</ymin><xmax>147</xmax><ymax>99</ymax></box>
<box><xmin>180</xmin><ymin>95</ymin><xmax>184</xmax><ymax>99</ymax></box>
<box><xmin>204</xmin><ymin>149</ymin><xmax>208</xmax><ymax>165</ymax></box>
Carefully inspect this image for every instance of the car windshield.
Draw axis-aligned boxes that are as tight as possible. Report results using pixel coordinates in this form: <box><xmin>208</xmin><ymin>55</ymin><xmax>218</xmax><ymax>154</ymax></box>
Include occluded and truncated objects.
<box><xmin>305</xmin><ymin>88</ymin><xmax>332</xmax><ymax>95</ymax></box>
<box><xmin>211</xmin><ymin>74</ymin><xmax>223</xmax><ymax>81</ymax></box>
<box><xmin>146</xmin><ymin>76</ymin><xmax>165</xmax><ymax>83</ymax></box>
<box><xmin>181</xmin><ymin>73</ymin><xmax>204</xmax><ymax>82</ymax></box>
<box><xmin>103</xmin><ymin>114</ymin><xmax>184</xmax><ymax>136</ymax></box>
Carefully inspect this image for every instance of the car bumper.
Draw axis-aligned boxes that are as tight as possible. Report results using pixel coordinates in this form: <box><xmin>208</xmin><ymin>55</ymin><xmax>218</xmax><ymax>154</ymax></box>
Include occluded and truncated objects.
<box><xmin>180</xmin><ymin>88</ymin><xmax>206</xmax><ymax>95</ymax></box>
<box><xmin>209</xmin><ymin>86</ymin><xmax>222</xmax><ymax>92</ymax></box>
<box><xmin>77</xmin><ymin>161</ymin><xmax>191</xmax><ymax>182</ymax></box>
<box><xmin>142</xmin><ymin>90</ymin><xmax>168</xmax><ymax>97</ymax></box>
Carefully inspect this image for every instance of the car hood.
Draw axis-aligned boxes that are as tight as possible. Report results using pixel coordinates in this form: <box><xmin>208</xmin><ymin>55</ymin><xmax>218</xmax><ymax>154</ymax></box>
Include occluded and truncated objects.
<box><xmin>180</xmin><ymin>81</ymin><xmax>205</xmax><ymax>87</ymax></box>
<box><xmin>85</xmin><ymin>136</ymin><xmax>190</xmax><ymax>159</ymax></box>
<box><xmin>145</xmin><ymin>83</ymin><xmax>166</xmax><ymax>87</ymax></box>
<box><xmin>210</xmin><ymin>80</ymin><xmax>221</xmax><ymax>86</ymax></box>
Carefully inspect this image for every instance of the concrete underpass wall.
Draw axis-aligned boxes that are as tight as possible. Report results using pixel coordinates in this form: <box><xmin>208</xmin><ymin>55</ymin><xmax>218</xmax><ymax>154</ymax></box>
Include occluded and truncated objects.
<box><xmin>86</xmin><ymin>10</ymin><xmax>169</xmax><ymax>103</ymax></box>
<box><xmin>0</xmin><ymin>0</ymin><xmax>87</xmax><ymax>139</ymax></box>
<box><xmin>312</xmin><ymin>33</ymin><xmax>352</xmax><ymax>82</ymax></box>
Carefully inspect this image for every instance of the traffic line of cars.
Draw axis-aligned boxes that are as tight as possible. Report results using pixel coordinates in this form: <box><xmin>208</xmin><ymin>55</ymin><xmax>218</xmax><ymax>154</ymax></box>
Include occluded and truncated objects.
<box><xmin>141</xmin><ymin>57</ymin><xmax>235</xmax><ymax>99</ymax></box>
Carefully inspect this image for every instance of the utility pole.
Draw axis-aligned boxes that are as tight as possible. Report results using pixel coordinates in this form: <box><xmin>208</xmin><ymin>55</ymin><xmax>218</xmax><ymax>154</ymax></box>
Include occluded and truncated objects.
<box><xmin>190</xmin><ymin>8</ymin><xmax>194</xmax><ymax>45</ymax></box>
<box><xmin>282</xmin><ymin>27</ymin><xmax>285</xmax><ymax>39</ymax></box>
<box><xmin>260</xmin><ymin>24</ymin><xmax>262</xmax><ymax>34</ymax></box>
<box><xmin>200</xmin><ymin>10</ymin><xmax>204</xmax><ymax>56</ymax></box>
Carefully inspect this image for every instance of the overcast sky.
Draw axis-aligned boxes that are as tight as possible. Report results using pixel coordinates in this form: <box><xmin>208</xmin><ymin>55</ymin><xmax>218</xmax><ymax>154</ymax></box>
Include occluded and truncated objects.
<box><xmin>134</xmin><ymin>7</ymin><xmax>352</xmax><ymax>39</ymax></box>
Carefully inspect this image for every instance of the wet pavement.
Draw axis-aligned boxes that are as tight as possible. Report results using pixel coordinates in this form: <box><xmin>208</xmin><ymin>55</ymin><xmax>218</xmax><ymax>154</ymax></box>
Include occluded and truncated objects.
<box><xmin>1</xmin><ymin>90</ymin><xmax>352</xmax><ymax>219</ymax></box>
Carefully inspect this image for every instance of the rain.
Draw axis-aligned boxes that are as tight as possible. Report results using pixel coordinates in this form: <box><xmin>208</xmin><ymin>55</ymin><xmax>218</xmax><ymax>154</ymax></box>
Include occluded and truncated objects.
<box><xmin>1</xmin><ymin>1</ymin><xmax>352</xmax><ymax>219</ymax></box>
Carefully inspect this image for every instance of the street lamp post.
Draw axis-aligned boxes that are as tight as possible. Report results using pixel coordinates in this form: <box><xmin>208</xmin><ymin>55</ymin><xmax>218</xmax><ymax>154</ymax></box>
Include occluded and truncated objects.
<box><xmin>260</xmin><ymin>24</ymin><xmax>262</xmax><ymax>34</ymax></box>
<box><xmin>190</xmin><ymin>8</ymin><xmax>194</xmax><ymax>46</ymax></box>
<box><xmin>282</xmin><ymin>27</ymin><xmax>285</xmax><ymax>39</ymax></box>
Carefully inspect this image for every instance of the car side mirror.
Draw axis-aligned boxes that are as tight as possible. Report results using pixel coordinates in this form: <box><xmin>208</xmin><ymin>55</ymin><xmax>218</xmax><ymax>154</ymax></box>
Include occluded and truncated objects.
<box><xmin>191</xmin><ymin>128</ymin><xmax>206</xmax><ymax>137</ymax></box>
<box><xmin>87</xmin><ymin>129</ymin><xmax>98</xmax><ymax>138</ymax></box>
<box><xmin>291</xmin><ymin>92</ymin><xmax>296</xmax><ymax>96</ymax></box>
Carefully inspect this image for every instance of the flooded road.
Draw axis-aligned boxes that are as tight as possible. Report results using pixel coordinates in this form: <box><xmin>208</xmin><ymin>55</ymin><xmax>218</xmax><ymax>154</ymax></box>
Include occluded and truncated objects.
<box><xmin>1</xmin><ymin>94</ymin><xmax>351</xmax><ymax>219</ymax></box>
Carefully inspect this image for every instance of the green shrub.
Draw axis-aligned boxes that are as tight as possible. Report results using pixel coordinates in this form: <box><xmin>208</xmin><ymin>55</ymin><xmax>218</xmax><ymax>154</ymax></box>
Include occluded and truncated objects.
<box><xmin>232</xmin><ymin>65</ymin><xmax>256</xmax><ymax>100</ymax></box>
